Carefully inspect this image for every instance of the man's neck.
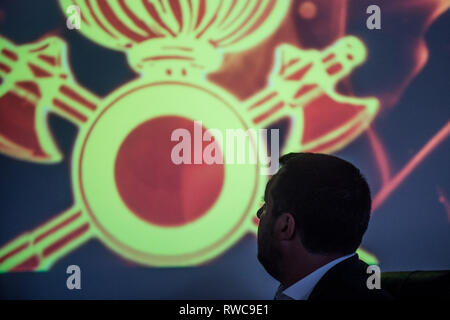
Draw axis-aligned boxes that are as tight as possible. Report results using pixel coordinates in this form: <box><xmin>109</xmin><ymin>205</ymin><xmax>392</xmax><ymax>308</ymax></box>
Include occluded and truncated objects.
<box><xmin>279</xmin><ymin>253</ymin><xmax>346</xmax><ymax>289</ymax></box>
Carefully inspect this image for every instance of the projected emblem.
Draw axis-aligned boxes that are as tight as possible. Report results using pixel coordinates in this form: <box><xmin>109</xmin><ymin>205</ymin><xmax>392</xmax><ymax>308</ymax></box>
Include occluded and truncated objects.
<box><xmin>0</xmin><ymin>0</ymin><xmax>379</xmax><ymax>271</ymax></box>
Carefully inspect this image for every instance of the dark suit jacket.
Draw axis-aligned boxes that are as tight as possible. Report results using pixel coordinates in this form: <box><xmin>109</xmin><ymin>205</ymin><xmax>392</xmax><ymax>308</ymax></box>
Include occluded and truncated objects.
<box><xmin>308</xmin><ymin>254</ymin><xmax>393</xmax><ymax>301</ymax></box>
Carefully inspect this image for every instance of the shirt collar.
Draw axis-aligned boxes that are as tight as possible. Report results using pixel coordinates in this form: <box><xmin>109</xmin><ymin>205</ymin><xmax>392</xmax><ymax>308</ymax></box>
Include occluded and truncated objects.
<box><xmin>278</xmin><ymin>253</ymin><xmax>356</xmax><ymax>300</ymax></box>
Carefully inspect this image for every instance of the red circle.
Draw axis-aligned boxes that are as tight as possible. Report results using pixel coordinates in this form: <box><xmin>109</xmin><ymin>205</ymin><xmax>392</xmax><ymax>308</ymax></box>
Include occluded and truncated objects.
<box><xmin>115</xmin><ymin>116</ymin><xmax>224</xmax><ymax>227</ymax></box>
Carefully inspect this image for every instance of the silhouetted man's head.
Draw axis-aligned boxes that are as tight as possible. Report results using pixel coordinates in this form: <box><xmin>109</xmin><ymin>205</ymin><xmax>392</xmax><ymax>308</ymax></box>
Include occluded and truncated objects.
<box><xmin>256</xmin><ymin>152</ymin><xmax>371</xmax><ymax>281</ymax></box>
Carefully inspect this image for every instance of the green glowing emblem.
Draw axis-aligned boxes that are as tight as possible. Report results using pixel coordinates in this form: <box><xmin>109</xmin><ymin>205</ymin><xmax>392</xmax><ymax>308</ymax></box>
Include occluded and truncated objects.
<box><xmin>0</xmin><ymin>0</ymin><xmax>378</xmax><ymax>271</ymax></box>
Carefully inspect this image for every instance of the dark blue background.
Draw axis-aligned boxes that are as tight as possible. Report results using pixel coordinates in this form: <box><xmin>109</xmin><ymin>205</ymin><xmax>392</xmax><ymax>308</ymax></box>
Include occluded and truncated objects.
<box><xmin>0</xmin><ymin>0</ymin><xmax>449</xmax><ymax>299</ymax></box>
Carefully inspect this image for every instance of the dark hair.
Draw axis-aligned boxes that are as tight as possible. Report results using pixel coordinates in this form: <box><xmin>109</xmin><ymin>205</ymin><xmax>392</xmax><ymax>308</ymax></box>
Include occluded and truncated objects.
<box><xmin>268</xmin><ymin>152</ymin><xmax>371</xmax><ymax>255</ymax></box>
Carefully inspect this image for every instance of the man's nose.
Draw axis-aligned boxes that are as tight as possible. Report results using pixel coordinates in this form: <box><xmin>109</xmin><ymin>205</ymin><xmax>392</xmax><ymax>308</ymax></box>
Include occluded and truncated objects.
<box><xmin>256</xmin><ymin>206</ymin><xmax>263</xmax><ymax>219</ymax></box>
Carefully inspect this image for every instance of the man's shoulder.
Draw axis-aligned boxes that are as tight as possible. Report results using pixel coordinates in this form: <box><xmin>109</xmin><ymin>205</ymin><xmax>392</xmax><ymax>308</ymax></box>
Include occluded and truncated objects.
<box><xmin>308</xmin><ymin>254</ymin><xmax>393</xmax><ymax>301</ymax></box>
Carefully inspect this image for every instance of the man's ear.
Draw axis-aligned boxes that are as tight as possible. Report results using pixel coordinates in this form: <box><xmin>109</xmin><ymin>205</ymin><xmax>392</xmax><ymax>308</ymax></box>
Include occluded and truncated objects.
<box><xmin>273</xmin><ymin>213</ymin><xmax>296</xmax><ymax>241</ymax></box>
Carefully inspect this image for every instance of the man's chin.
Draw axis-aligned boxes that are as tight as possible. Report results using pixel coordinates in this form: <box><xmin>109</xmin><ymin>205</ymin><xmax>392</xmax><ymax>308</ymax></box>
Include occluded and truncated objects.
<box><xmin>257</xmin><ymin>251</ymin><xmax>266</xmax><ymax>269</ymax></box>
<box><xmin>257</xmin><ymin>252</ymin><xmax>277</xmax><ymax>279</ymax></box>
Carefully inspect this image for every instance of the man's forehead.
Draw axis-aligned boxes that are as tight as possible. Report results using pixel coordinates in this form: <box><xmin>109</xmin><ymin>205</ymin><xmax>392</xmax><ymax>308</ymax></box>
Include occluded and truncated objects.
<box><xmin>264</xmin><ymin>163</ymin><xmax>286</xmax><ymax>202</ymax></box>
<box><xmin>264</xmin><ymin>173</ymin><xmax>278</xmax><ymax>201</ymax></box>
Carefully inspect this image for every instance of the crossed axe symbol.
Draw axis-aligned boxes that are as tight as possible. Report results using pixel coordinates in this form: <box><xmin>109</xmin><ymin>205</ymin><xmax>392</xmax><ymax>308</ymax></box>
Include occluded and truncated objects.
<box><xmin>0</xmin><ymin>34</ymin><xmax>378</xmax><ymax>271</ymax></box>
